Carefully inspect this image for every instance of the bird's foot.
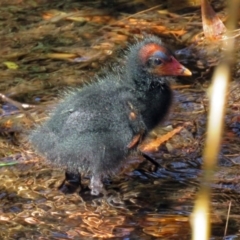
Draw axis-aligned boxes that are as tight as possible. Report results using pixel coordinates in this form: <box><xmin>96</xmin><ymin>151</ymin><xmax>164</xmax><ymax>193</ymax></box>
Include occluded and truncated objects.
<box><xmin>58</xmin><ymin>170</ymin><xmax>82</xmax><ymax>194</ymax></box>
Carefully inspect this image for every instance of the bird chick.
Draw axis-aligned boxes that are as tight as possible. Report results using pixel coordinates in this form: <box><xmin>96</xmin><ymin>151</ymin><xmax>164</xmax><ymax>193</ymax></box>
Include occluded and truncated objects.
<box><xmin>30</xmin><ymin>36</ymin><xmax>191</xmax><ymax>195</ymax></box>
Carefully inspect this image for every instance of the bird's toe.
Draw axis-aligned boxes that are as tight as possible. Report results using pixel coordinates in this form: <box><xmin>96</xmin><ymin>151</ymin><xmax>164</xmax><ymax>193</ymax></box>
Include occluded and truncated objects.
<box><xmin>90</xmin><ymin>175</ymin><xmax>106</xmax><ymax>196</ymax></box>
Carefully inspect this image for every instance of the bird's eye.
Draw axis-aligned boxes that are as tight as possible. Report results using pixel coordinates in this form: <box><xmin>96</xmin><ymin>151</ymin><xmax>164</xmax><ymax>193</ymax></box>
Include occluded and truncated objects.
<box><xmin>147</xmin><ymin>57</ymin><xmax>163</xmax><ymax>67</ymax></box>
<box><xmin>153</xmin><ymin>58</ymin><xmax>162</xmax><ymax>65</ymax></box>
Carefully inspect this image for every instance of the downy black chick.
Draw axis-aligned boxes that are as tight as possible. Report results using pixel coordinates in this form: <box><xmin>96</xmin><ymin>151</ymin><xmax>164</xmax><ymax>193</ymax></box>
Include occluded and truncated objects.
<box><xmin>30</xmin><ymin>36</ymin><xmax>191</xmax><ymax>195</ymax></box>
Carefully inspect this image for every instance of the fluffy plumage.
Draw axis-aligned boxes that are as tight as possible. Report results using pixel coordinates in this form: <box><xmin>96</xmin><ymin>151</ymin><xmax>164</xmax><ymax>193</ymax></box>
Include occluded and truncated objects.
<box><xmin>30</xmin><ymin>36</ymin><xmax>191</xmax><ymax>195</ymax></box>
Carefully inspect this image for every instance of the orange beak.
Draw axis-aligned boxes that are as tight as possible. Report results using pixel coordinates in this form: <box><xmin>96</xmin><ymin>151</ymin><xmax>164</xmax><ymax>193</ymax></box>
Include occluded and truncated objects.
<box><xmin>152</xmin><ymin>57</ymin><xmax>192</xmax><ymax>77</ymax></box>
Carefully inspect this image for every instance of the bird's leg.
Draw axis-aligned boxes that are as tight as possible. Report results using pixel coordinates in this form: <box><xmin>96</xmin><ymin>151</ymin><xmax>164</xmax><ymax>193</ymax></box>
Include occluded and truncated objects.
<box><xmin>90</xmin><ymin>175</ymin><xmax>106</xmax><ymax>196</ymax></box>
<box><xmin>58</xmin><ymin>170</ymin><xmax>82</xmax><ymax>194</ymax></box>
<box><xmin>141</xmin><ymin>152</ymin><xmax>160</xmax><ymax>172</ymax></box>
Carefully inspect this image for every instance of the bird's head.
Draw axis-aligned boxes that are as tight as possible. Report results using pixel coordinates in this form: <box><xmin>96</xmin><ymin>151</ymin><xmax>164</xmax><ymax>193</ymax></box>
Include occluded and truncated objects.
<box><xmin>126</xmin><ymin>36</ymin><xmax>191</xmax><ymax>90</ymax></box>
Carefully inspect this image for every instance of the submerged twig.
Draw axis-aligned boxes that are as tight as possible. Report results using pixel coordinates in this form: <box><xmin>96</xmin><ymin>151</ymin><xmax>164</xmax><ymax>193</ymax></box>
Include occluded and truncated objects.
<box><xmin>0</xmin><ymin>93</ymin><xmax>36</xmax><ymax>110</ymax></box>
<box><xmin>0</xmin><ymin>93</ymin><xmax>36</xmax><ymax>122</ymax></box>
<box><xmin>224</xmin><ymin>200</ymin><xmax>232</xmax><ymax>237</ymax></box>
<box><xmin>0</xmin><ymin>162</ymin><xmax>19</xmax><ymax>167</ymax></box>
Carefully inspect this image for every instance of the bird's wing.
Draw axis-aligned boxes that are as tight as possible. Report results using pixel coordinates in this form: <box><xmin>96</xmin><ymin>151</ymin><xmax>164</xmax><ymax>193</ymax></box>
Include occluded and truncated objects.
<box><xmin>124</xmin><ymin>100</ymin><xmax>146</xmax><ymax>149</ymax></box>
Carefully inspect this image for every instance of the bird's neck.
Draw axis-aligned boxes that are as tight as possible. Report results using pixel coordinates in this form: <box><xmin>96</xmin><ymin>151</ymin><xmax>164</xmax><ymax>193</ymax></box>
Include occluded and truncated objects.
<box><xmin>127</xmin><ymin>68</ymin><xmax>170</xmax><ymax>94</ymax></box>
<box><xmin>128</xmin><ymin>72</ymin><xmax>172</xmax><ymax>131</ymax></box>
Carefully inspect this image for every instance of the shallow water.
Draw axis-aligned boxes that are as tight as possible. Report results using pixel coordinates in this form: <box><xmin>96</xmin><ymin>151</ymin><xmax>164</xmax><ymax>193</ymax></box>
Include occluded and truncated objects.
<box><xmin>1</xmin><ymin>0</ymin><xmax>240</xmax><ymax>239</ymax></box>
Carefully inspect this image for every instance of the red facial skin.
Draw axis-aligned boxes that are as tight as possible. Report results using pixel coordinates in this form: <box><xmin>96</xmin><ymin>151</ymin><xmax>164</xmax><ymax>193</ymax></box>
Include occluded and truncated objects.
<box><xmin>139</xmin><ymin>43</ymin><xmax>192</xmax><ymax>76</ymax></box>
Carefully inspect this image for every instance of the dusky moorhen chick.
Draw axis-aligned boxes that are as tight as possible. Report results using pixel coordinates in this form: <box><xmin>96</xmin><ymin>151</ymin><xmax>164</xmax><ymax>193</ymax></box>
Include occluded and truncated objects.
<box><xmin>30</xmin><ymin>36</ymin><xmax>191</xmax><ymax>195</ymax></box>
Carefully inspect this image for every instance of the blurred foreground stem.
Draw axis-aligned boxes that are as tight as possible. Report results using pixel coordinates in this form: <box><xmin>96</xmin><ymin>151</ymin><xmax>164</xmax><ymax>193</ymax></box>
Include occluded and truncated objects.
<box><xmin>191</xmin><ymin>0</ymin><xmax>240</xmax><ymax>239</ymax></box>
